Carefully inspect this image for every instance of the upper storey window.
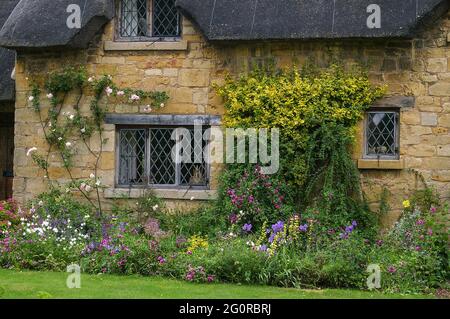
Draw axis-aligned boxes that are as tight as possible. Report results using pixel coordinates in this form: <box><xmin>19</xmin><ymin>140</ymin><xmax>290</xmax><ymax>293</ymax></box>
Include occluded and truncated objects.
<box><xmin>118</xmin><ymin>0</ymin><xmax>181</xmax><ymax>40</ymax></box>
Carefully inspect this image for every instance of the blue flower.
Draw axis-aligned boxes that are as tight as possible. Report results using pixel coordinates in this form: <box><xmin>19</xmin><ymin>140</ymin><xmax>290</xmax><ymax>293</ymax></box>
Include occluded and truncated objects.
<box><xmin>242</xmin><ymin>223</ymin><xmax>252</xmax><ymax>233</ymax></box>
<box><xmin>271</xmin><ymin>221</ymin><xmax>284</xmax><ymax>233</ymax></box>
<box><xmin>299</xmin><ymin>224</ymin><xmax>308</xmax><ymax>232</ymax></box>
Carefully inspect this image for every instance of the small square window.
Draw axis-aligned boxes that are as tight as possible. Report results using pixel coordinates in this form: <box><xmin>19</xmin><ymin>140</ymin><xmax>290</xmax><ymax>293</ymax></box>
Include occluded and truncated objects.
<box><xmin>364</xmin><ymin>111</ymin><xmax>400</xmax><ymax>159</ymax></box>
<box><xmin>117</xmin><ymin>126</ymin><xmax>210</xmax><ymax>188</ymax></box>
<box><xmin>118</xmin><ymin>0</ymin><xmax>181</xmax><ymax>40</ymax></box>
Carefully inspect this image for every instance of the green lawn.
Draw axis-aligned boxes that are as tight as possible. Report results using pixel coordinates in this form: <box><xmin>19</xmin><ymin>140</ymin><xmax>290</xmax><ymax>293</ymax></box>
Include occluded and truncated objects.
<box><xmin>0</xmin><ymin>269</ymin><xmax>434</xmax><ymax>299</ymax></box>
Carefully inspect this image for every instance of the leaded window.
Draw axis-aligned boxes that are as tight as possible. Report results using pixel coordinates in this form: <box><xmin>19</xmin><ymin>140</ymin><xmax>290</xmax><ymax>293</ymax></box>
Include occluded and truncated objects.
<box><xmin>117</xmin><ymin>126</ymin><xmax>209</xmax><ymax>188</ymax></box>
<box><xmin>364</xmin><ymin>111</ymin><xmax>400</xmax><ymax>159</ymax></box>
<box><xmin>118</xmin><ymin>0</ymin><xmax>181</xmax><ymax>40</ymax></box>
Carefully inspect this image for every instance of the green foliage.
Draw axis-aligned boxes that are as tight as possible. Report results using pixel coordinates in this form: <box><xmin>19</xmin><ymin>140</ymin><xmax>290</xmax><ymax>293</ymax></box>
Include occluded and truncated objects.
<box><xmin>216</xmin><ymin>65</ymin><xmax>384</xmax><ymax>233</ymax></box>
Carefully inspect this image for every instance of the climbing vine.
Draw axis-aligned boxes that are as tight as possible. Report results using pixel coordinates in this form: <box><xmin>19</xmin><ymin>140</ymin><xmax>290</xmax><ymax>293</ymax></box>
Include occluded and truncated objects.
<box><xmin>27</xmin><ymin>66</ymin><xmax>169</xmax><ymax>214</ymax></box>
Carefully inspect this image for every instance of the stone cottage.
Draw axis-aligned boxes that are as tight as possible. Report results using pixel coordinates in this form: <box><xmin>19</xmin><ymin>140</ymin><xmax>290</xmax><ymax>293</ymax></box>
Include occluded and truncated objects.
<box><xmin>0</xmin><ymin>0</ymin><xmax>449</xmax><ymax>225</ymax></box>
<box><xmin>0</xmin><ymin>0</ymin><xmax>18</xmax><ymax>200</ymax></box>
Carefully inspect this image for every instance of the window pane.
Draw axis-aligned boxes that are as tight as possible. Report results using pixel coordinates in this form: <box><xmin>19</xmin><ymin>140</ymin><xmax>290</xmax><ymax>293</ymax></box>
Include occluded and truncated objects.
<box><xmin>149</xmin><ymin>128</ymin><xmax>176</xmax><ymax>185</ymax></box>
<box><xmin>119</xmin><ymin>129</ymin><xmax>147</xmax><ymax>185</ymax></box>
<box><xmin>153</xmin><ymin>0</ymin><xmax>180</xmax><ymax>37</ymax></box>
<box><xmin>120</xmin><ymin>0</ymin><xmax>148</xmax><ymax>37</ymax></box>
<box><xmin>180</xmin><ymin>128</ymin><xmax>208</xmax><ymax>186</ymax></box>
<box><xmin>366</xmin><ymin>112</ymin><xmax>398</xmax><ymax>157</ymax></box>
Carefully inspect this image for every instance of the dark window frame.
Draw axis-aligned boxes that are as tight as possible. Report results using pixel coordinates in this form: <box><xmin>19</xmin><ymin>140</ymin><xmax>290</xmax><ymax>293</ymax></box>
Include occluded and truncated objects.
<box><xmin>116</xmin><ymin>125</ymin><xmax>211</xmax><ymax>190</ymax></box>
<box><xmin>115</xmin><ymin>0</ymin><xmax>182</xmax><ymax>42</ymax></box>
<box><xmin>363</xmin><ymin>109</ymin><xmax>400</xmax><ymax>160</ymax></box>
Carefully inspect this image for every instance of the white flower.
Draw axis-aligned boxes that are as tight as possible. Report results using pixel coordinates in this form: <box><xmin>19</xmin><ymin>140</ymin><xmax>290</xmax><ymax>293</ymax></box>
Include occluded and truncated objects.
<box><xmin>80</xmin><ymin>182</ymin><xmax>86</xmax><ymax>191</ymax></box>
<box><xmin>160</xmin><ymin>103</ymin><xmax>165</xmax><ymax>108</ymax></box>
<box><xmin>80</xmin><ymin>128</ymin><xmax>86</xmax><ymax>133</ymax></box>
<box><xmin>69</xmin><ymin>114</ymin><xmax>75</xmax><ymax>120</ymax></box>
<box><xmin>143</xmin><ymin>105</ymin><xmax>152</xmax><ymax>113</ymax></box>
<box><xmin>95</xmin><ymin>179</ymin><xmax>101</xmax><ymax>186</ymax></box>
<box><xmin>85</xmin><ymin>185</ymin><xmax>92</xmax><ymax>192</ymax></box>
<box><xmin>65</xmin><ymin>142</ymin><xmax>72</xmax><ymax>147</ymax></box>
<box><xmin>84</xmin><ymin>214</ymin><xmax>90</xmax><ymax>220</ymax></box>
<box><xmin>152</xmin><ymin>204</ymin><xmax>159</xmax><ymax>211</ymax></box>
<box><xmin>90</xmin><ymin>173</ymin><xmax>95</xmax><ymax>179</ymax></box>
<box><xmin>48</xmin><ymin>122</ymin><xmax>52</xmax><ymax>127</ymax></box>
<box><xmin>26</xmin><ymin>147</ymin><xmax>38</xmax><ymax>157</ymax></box>
<box><xmin>190</xmin><ymin>196</ymin><xmax>195</xmax><ymax>201</ymax></box>
<box><xmin>88</xmin><ymin>76</ymin><xmax>95</xmax><ymax>83</ymax></box>
<box><xmin>28</xmin><ymin>96</ymin><xmax>34</xmax><ymax>102</ymax></box>
<box><xmin>58</xmin><ymin>137</ymin><xmax>63</xmax><ymax>141</ymax></box>
<box><xmin>117</xmin><ymin>90</ymin><xmax>125</xmax><ymax>96</ymax></box>
<box><xmin>46</xmin><ymin>93</ymin><xmax>53</xmax><ymax>99</ymax></box>
<box><xmin>53</xmin><ymin>228</ymin><xmax>58</xmax><ymax>233</ymax></box>
<box><xmin>7</xmin><ymin>221</ymin><xmax>11</xmax><ymax>226</ymax></box>
<box><xmin>130</xmin><ymin>94</ymin><xmax>140</xmax><ymax>101</ymax></box>
<box><xmin>105</xmin><ymin>86</ymin><xmax>113</xmax><ymax>96</ymax></box>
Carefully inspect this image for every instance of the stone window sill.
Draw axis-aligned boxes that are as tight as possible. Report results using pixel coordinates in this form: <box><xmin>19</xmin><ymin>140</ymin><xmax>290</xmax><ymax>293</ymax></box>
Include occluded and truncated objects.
<box><xmin>104</xmin><ymin>188</ymin><xmax>217</xmax><ymax>200</ymax></box>
<box><xmin>104</xmin><ymin>40</ymin><xmax>188</xmax><ymax>51</ymax></box>
<box><xmin>358</xmin><ymin>159</ymin><xmax>404</xmax><ymax>170</ymax></box>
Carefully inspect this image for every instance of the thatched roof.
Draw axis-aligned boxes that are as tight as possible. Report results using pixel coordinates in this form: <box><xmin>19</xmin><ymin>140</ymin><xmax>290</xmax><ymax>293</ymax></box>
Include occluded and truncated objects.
<box><xmin>0</xmin><ymin>0</ymin><xmax>447</xmax><ymax>51</ymax></box>
<box><xmin>176</xmin><ymin>0</ymin><xmax>448</xmax><ymax>41</ymax></box>
<box><xmin>0</xmin><ymin>0</ymin><xmax>114</xmax><ymax>49</ymax></box>
<box><xmin>0</xmin><ymin>0</ymin><xmax>19</xmax><ymax>101</ymax></box>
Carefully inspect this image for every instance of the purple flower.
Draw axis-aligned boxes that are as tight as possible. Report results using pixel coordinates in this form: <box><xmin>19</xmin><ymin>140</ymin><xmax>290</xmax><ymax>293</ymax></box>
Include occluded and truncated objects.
<box><xmin>229</xmin><ymin>214</ymin><xmax>238</xmax><ymax>225</ymax></box>
<box><xmin>352</xmin><ymin>220</ymin><xmax>357</xmax><ymax>227</ymax></box>
<box><xmin>430</xmin><ymin>206</ymin><xmax>437</xmax><ymax>214</ymax></box>
<box><xmin>299</xmin><ymin>224</ymin><xmax>308</xmax><ymax>232</ymax></box>
<box><xmin>248</xmin><ymin>195</ymin><xmax>254</xmax><ymax>203</ymax></box>
<box><xmin>416</xmin><ymin>219</ymin><xmax>424</xmax><ymax>226</ymax></box>
<box><xmin>376</xmin><ymin>240</ymin><xmax>383</xmax><ymax>247</ymax></box>
<box><xmin>387</xmin><ymin>266</ymin><xmax>397</xmax><ymax>274</ymax></box>
<box><xmin>242</xmin><ymin>223</ymin><xmax>252</xmax><ymax>233</ymax></box>
<box><xmin>415</xmin><ymin>245</ymin><xmax>421</xmax><ymax>251</ymax></box>
<box><xmin>207</xmin><ymin>275</ymin><xmax>215</xmax><ymax>283</ymax></box>
<box><xmin>271</xmin><ymin>221</ymin><xmax>284</xmax><ymax>233</ymax></box>
<box><xmin>157</xmin><ymin>256</ymin><xmax>166</xmax><ymax>264</ymax></box>
<box><xmin>259</xmin><ymin>245</ymin><xmax>267</xmax><ymax>252</ymax></box>
<box><xmin>427</xmin><ymin>228</ymin><xmax>433</xmax><ymax>236</ymax></box>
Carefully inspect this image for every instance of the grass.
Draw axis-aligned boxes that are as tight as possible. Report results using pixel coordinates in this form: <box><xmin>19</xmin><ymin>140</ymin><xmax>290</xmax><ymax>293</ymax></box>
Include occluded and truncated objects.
<box><xmin>0</xmin><ymin>269</ymin><xmax>435</xmax><ymax>299</ymax></box>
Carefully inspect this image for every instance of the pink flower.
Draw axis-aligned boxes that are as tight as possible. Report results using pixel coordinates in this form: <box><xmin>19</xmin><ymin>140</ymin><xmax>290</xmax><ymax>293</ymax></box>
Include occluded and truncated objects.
<box><xmin>387</xmin><ymin>266</ymin><xmax>397</xmax><ymax>273</ymax></box>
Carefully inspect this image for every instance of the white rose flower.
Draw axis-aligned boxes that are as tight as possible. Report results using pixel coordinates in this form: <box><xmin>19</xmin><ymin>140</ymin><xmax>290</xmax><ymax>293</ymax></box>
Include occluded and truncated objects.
<box><xmin>80</xmin><ymin>128</ymin><xmax>86</xmax><ymax>133</ymax></box>
<box><xmin>46</xmin><ymin>93</ymin><xmax>53</xmax><ymax>99</ymax></box>
<box><xmin>90</xmin><ymin>173</ymin><xmax>95</xmax><ymax>179</ymax></box>
<box><xmin>117</xmin><ymin>90</ymin><xmax>125</xmax><ymax>96</ymax></box>
<box><xmin>28</xmin><ymin>96</ymin><xmax>34</xmax><ymax>102</ymax></box>
<box><xmin>65</xmin><ymin>142</ymin><xmax>72</xmax><ymax>147</ymax></box>
<box><xmin>88</xmin><ymin>77</ymin><xmax>94</xmax><ymax>83</ymax></box>
<box><xmin>105</xmin><ymin>87</ymin><xmax>113</xmax><ymax>96</ymax></box>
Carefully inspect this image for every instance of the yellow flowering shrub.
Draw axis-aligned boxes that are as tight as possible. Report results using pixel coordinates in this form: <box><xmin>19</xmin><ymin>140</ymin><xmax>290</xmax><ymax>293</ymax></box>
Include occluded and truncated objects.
<box><xmin>187</xmin><ymin>234</ymin><xmax>209</xmax><ymax>252</ymax></box>
<box><xmin>216</xmin><ymin>65</ymin><xmax>385</xmax><ymax>188</ymax></box>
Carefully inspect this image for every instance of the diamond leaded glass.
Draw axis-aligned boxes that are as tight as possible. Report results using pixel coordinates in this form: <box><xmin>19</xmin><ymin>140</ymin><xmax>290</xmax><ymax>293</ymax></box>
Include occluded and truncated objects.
<box><xmin>118</xmin><ymin>126</ymin><xmax>209</xmax><ymax>187</ymax></box>
<box><xmin>119</xmin><ymin>129</ymin><xmax>147</xmax><ymax>185</ymax></box>
<box><xmin>120</xmin><ymin>0</ymin><xmax>148</xmax><ymax>37</ymax></box>
<box><xmin>153</xmin><ymin>0</ymin><xmax>180</xmax><ymax>37</ymax></box>
<box><xmin>149</xmin><ymin>128</ymin><xmax>176</xmax><ymax>185</ymax></box>
<box><xmin>366</xmin><ymin>112</ymin><xmax>399</xmax><ymax>157</ymax></box>
<box><xmin>180</xmin><ymin>128</ymin><xmax>208</xmax><ymax>186</ymax></box>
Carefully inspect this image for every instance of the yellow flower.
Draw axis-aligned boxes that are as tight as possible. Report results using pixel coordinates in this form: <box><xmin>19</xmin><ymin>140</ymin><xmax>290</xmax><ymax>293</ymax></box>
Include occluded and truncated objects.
<box><xmin>402</xmin><ymin>200</ymin><xmax>411</xmax><ymax>208</ymax></box>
